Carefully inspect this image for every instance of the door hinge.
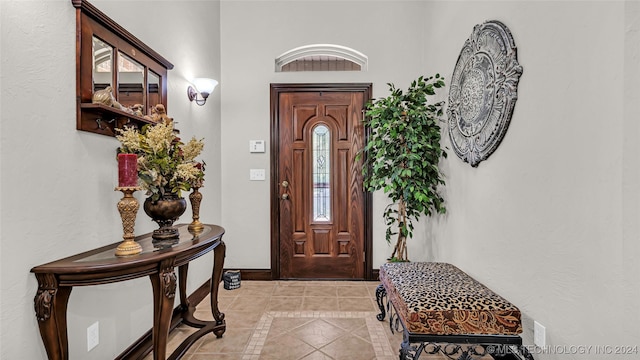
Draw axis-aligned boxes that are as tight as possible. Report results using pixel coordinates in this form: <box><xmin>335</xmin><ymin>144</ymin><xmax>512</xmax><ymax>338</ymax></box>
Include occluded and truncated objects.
<box><xmin>363</xmin><ymin>252</ymin><xmax>366</xmax><ymax>262</ymax></box>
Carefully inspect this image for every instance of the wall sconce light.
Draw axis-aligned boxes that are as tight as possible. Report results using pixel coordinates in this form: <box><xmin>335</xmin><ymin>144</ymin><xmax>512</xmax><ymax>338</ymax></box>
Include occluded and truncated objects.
<box><xmin>187</xmin><ymin>78</ymin><xmax>218</xmax><ymax>106</ymax></box>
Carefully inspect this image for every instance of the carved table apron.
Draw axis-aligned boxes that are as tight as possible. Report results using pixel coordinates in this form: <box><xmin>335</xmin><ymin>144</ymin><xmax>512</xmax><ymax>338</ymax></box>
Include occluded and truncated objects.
<box><xmin>31</xmin><ymin>224</ymin><xmax>226</xmax><ymax>360</ymax></box>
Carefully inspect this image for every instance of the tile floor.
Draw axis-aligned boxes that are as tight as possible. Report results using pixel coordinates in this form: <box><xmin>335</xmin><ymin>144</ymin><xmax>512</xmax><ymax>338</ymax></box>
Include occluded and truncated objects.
<box><xmin>150</xmin><ymin>280</ymin><xmax>407</xmax><ymax>360</ymax></box>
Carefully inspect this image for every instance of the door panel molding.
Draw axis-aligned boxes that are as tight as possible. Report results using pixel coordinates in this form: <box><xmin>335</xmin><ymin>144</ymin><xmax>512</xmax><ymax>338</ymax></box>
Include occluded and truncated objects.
<box><xmin>270</xmin><ymin>83</ymin><xmax>373</xmax><ymax>280</ymax></box>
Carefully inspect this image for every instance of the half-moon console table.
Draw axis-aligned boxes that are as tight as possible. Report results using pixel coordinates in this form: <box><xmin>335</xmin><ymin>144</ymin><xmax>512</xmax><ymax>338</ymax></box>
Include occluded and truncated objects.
<box><xmin>31</xmin><ymin>224</ymin><xmax>226</xmax><ymax>360</ymax></box>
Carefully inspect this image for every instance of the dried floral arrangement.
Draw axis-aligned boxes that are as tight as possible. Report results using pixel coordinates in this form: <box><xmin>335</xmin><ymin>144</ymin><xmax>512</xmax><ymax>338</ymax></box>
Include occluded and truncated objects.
<box><xmin>116</xmin><ymin>121</ymin><xmax>205</xmax><ymax>202</ymax></box>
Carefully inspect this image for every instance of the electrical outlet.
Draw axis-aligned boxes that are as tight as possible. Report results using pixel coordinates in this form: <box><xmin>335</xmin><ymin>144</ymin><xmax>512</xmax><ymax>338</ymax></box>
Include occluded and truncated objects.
<box><xmin>534</xmin><ymin>321</ymin><xmax>545</xmax><ymax>347</ymax></box>
<box><xmin>87</xmin><ymin>321</ymin><xmax>99</xmax><ymax>351</ymax></box>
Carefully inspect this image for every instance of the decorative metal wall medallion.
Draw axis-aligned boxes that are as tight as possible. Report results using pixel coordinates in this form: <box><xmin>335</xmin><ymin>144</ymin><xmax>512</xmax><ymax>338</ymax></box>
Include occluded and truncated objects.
<box><xmin>447</xmin><ymin>20</ymin><xmax>523</xmax><ymax>167</ymax></box>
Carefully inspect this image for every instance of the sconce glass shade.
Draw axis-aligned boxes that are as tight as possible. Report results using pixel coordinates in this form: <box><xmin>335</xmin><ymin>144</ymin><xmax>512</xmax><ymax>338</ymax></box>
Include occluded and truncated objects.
<box><xmin>193</xmin><ymin>78</ymin><xmax>218</xmax><ymax>97</ymax></box>
<box><xmin>188</xmin><ymin>78</ymin><xmax>218</xmax><ymax>106</ymax></box>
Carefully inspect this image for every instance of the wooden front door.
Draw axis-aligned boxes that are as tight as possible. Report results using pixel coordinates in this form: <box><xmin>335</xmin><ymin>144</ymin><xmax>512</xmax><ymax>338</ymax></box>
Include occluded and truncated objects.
<box><xmin>271</xmin><ymin>84</ymin><xmax>372</xmax><ymax>279</ymax></box>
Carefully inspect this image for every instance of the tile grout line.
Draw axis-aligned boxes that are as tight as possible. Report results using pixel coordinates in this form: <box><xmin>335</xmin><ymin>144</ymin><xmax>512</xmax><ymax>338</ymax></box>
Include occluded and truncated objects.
<box><xmin>186</xmin><ymin>282</ymin><xmax>387</xmax><ymax>359</ymax></box>
<box><xmin>366</xmin><ymin>316</ymin><xmax>396</xmax><ymax>357</ymax></box>
<box><xmin>241</xmin><ymin>310</ymin><xmax>395</xmax><ymax>359</ymax></box>
<box><xmin>242</xmin><ymin>312</ymin><xmax>273</xmax><ymax>359</ymax></box>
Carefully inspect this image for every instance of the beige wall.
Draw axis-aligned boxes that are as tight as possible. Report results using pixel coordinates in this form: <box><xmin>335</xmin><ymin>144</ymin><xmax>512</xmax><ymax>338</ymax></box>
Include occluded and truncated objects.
<box><xmin>0</xmin><ymin>0</ymin><xmax>221</xmax><ymax>358</ymax></box>
<box><xmin>419</xmin><ymin>1</ymin><xmax>639</xmax><ymax>358</ymax></box>
<box><xmin>219</xmin><ymin>0</ymin><xmax>432</xmax><ymax>269</ymax></box>
<box><xmin>1</xmin><ymin>1</ymin><xmax>639</xmax><ymax>359</ymax></box>
<box><xmin>219</xmin><ymin>1</ymin><xmax>639</xmax><ymax>359</ymax></box>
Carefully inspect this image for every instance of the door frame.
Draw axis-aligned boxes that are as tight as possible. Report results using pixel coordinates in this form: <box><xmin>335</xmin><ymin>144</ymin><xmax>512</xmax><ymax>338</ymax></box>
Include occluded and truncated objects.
<box><xmin>270</xmin><ymin>83</ymin><xmax>374</xmax><ymax>280</ymax></box>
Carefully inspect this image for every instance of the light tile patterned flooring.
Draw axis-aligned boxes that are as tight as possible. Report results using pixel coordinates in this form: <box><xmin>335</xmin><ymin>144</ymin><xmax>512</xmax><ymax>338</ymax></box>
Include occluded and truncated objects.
<box><xmin>151</xmin><ymin>280</ymin><xmax>406</xmax><ymax>360</ymax></box>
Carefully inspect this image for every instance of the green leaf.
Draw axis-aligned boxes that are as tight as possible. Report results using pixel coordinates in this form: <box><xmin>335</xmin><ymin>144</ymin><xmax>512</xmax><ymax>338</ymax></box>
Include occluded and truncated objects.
<box><xmin>358</xmin><ymin>74</ymin><xmax>447</xmax><ymax>259</ymax></box>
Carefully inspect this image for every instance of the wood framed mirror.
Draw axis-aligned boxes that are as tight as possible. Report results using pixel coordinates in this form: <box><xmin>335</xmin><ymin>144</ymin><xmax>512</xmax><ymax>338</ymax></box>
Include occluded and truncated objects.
<box><xmin>72</xmin><ymin>0</ymin><xmax>174</xmax><ymax>136</ymax></box>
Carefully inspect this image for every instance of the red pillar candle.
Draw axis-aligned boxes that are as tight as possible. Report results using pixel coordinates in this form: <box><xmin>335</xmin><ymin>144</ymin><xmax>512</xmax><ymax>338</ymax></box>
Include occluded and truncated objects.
<box><xmin>118</xmin><ymin>153</ymin><xmax>138</xmax><ymax>187</ymax></box>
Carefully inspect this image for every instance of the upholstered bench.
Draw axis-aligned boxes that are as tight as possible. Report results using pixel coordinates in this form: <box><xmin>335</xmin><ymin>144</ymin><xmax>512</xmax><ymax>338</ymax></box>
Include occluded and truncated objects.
<box><xmin>376</xmin><ymin>262</ymin><xmax>534</xmax><ymax>360</ymax></box>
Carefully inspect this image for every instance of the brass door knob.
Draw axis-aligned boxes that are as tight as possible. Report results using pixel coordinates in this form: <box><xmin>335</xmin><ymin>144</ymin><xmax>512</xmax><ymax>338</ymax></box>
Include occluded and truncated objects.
<box><xmin>281</xmin><ymin>181</ymin><xmax>289</xmax><ymax>188</ymax></box>
<box><xmin>281</xmin><ymin>193</ymin><xmax>290</xmax><ymax>200</ymax></box>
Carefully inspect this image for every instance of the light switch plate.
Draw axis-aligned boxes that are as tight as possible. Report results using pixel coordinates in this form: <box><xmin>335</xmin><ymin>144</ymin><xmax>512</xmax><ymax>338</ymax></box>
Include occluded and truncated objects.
<box><xmin>250</xmin><ymin>169</ymin><xmax>266</xmax><ymax>181</ymax></box>
<box><xmin>249</xmin><ymin>140</ymin><xmax>265</xmax><ymax>153</ymax></box>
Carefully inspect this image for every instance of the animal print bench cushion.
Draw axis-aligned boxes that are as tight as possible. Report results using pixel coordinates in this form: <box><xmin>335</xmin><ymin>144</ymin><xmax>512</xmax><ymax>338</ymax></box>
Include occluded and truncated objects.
<box><xmin>379</xmin><ymin>262</ymin><xmax>522</xmax><ymax>335</ymax></box>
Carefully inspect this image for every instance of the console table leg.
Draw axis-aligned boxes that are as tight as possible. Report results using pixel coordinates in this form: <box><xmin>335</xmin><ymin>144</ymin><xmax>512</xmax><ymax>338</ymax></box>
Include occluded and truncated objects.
<box><xmin>178</xmin><ymin>264</ymin><xmax>190</xmax><ymax>310</ymax></box>
<box><xmin>34</xmin><ymin>274</ymin><xmax>72</xmax><ymax>360</ymax></box>
<box><xmin>178</xmin><ymin>264</ymin><xmax>208</xmax><ymax>328</ymax></box>
<box><xmin>210</xmin><ymin>240</ymin><xmax>226</xmax><ymax>336</ymax></box>
<box><xmin>150</xmin><ymin>259</ymin><xmax>177</xmax><ymax>360</ymax></box>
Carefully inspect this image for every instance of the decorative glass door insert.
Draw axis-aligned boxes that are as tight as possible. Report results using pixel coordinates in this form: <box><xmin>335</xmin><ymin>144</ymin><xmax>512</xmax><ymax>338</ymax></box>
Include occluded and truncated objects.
<box><xmin>312</xmin><ymin>124</ymin><xmax>331</xmax><ymax>222</ymax></box>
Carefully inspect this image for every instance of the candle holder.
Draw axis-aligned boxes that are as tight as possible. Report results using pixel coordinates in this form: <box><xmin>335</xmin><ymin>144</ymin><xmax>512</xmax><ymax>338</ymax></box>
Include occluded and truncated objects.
<box><xmin>188</xmin><ymin>186</ymin><xmax>204</xmax><ymax>233</ymax></box>
<box><xmin>115</xmin><ymin>186</ymin><xmax>142</xmax><ymax>256</ymax></box>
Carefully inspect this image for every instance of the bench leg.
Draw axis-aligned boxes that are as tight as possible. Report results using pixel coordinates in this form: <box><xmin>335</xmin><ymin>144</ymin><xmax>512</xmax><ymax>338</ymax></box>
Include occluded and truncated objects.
<box><xmin>399</xmin><ymin>333</ymin><xmax>421</xmax><ymax>360</ymax></box>
<box><xmin>504</xmin><ymin>345</ymin><xmax>536</xmax><ymax>360</ymax></box>
<box><xmin>481</xmin><ymin>344</ymin><xmax>536</xmax><ymax>360</ymax></box>
<box><xmin>398</xmin><ymin>343</ymin><xmax>536</xmax><ymax>360</ymax></box>
<box><xmin>375</xmin><ymin>284</ymin><xmax>387</xmax><ymax>321</ymax></box>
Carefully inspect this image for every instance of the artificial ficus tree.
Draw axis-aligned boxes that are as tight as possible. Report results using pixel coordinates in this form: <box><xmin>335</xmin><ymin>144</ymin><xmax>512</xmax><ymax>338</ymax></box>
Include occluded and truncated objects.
<box><xmin>361</xmin><ymin>75</ymin><xmax>447</xmax><ymax>262</ymax></box>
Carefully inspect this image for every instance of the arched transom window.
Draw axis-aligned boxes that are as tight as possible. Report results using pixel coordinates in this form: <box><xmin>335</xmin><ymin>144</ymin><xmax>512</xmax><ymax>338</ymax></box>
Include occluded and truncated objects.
<box><xmin>275</xmin><ymin>44</ymin><xmax>368</xmax><ymax>72</ymax></box>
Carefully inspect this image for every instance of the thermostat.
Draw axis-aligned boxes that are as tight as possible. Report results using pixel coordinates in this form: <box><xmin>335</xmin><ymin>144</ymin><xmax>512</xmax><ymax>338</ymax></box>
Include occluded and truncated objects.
<box><xmin>249</xmin><ymin>140</ymin><xmax>265</xmax><ymax>153</ymax></box>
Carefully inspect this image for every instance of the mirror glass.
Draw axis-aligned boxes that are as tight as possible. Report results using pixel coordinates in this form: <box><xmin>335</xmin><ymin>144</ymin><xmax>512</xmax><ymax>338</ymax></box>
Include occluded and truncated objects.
<box><xmin>148</xmin><ymin>71</ymin><xmax>160</xmax><ymax>112</ymax></box>
<box><xmin>117</xmin><ymin>52</ymin><xmax>145</xmax><ymax>110</ymax></box>
<box><xmin>92</xmin><ymin>36</ymin><xmax>113</xmax><ymax>92</ymax></box>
